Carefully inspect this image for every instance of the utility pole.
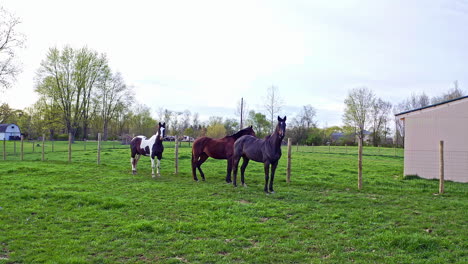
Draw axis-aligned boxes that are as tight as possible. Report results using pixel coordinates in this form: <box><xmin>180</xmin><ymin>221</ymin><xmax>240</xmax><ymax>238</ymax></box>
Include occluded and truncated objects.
<box><xmin>240</xmin><ymin>97</ymin><xmax>244</xmax><ymax>129</ymax></box>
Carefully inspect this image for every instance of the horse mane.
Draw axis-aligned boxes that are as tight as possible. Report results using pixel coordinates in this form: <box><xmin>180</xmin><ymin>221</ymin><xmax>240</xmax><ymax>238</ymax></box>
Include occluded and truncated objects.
<box><xmin>228</xmin><ymin>126</ymin><xmax>253</xmax><ymax>139</ymax></box>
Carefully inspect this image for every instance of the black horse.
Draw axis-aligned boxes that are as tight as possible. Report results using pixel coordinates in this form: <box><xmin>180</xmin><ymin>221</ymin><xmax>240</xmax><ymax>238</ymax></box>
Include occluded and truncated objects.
<box><xmin>232</xmin><ymin>116</ymin><xmax>286</xmax><ymax>193</ymax></box>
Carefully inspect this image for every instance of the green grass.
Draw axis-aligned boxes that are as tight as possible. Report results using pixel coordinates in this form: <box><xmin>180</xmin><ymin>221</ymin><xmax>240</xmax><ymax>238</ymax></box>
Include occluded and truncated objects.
<box><xmin>0</xmin><ymin>142</ymin><xmax>467</xmax><ymax>263</ymax></box>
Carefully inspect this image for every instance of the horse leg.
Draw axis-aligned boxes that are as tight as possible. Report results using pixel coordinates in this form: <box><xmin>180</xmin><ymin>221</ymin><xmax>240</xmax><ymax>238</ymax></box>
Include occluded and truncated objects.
<box><xmin>232</xmin><ymin>155</ymin><xmax>241</xmax><ymax>187</ymax></box>
<box><xmin>269</xmin><ymin>161</ymin><xmax>278</xmax><ymax>193</ymax></box>
<box><xmin>192</xmin><ymin>152</ymin><xmax>199</xmax><ymax>181</ymax></box>
<box><xmin>263</xmin><ymin>162</ymin><xmax>271</xmax><ymax>194</ymax></box>
<box><xmin>226</xmin><ymin>157</ymin><xmax>233</xmax><ymax>183</ymax></box>
<box><xmin>151</xmin><ymin>157</ymin><xmax>156</xmax><ymax>178</ymax></box>
<box><xmin>240</xmin><ymin>157</ymin><xmax>250</xmax><ymax>187</ymax></box>
<box><xmin>156</xmin><ymin>158</ymin><xmax>161</xmax><ymax>177</ymax></box>
<box><xmin>196</xmin><ymin>153</ymin><xmax>209</xmax><ymax>181</ymax></box>
<box><xmin>131</xmin><ymin>154</ymin><xmax>139</xmax><ymax>175</ymax></box>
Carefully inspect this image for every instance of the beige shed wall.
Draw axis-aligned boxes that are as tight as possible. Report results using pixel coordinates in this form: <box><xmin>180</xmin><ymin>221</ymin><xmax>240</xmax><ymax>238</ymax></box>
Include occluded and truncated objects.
<box><xmin>403</xmin><ymin>100</ymin><xmax>468</xmax><ymax>183</ymax></box>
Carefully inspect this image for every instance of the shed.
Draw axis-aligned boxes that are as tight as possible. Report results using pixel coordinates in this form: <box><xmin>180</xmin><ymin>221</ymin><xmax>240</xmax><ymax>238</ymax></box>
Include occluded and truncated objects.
<box><xmin>395</xmin><ymin>96</ymin><xmax>468</xmax><ymax>183</ymax></box>
<box><xmin>0</xmin><ymin>123</ymin><xmax>21</xmax><ymax>140</ymax></box>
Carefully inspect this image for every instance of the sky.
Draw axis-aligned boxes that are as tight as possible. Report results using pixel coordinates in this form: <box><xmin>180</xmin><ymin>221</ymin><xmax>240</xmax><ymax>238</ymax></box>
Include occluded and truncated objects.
<box><xmin>1</xmin><ymin>0</ymin><xmax>468</xmax><ymax>127</ymax></box>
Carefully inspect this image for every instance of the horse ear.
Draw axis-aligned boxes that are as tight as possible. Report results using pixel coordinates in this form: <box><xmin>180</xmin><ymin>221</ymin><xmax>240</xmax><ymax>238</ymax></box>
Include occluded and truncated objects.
<box><xmin>163</xmin><ymin>122</ymin><xmax>166</xmax><ymax>126</ymax></box>
<box><xmin>158</xmin><ymin>122</ymin><xmax>162</xmax><ymax>126</ymax></box>
<box><xmin>283</xmin><ymin>116</ymin><xmax>287</xmax><ymax>121</ymax></box>
<box><xmin>277</xmin><ymin>116</ymin><xmax>281</xmax><ymax>122</ymax></box>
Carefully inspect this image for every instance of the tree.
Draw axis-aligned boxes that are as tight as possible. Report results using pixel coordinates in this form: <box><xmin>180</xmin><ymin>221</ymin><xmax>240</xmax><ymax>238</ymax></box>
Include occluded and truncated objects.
<box><xmin>75</xmin><ymin>47</ymin><xmax>108</xmax><ymax>139</ymax></box>
<box><xmin>223</xmin><ymin>118</ymin><xmax>239</xmax><ymax>135</ymax></box>
<box><xmin>370</xmin><ymin>98</ymin><xmax>392</xmax><ymax>146</ymax></box>
<box><xmin>246</xmin><ymin>110</ymin><xmax>270</xmax><ymax>138</ymax></box>
<box><xmin>299</xmin><ymin>104</ymin><xmax>317</xmax><ymax>129</ymax></box>
<box><xmin>343</xmin><ymin>87</ymin><xmax>375</xmax><ymax>190</ymax></box>
<box><xmin>129</xmin><ymin>104</ymin><xmax>156</xmax><ymax>136</ymax></box>
<box><xmin>96</xmin><ymin>71</ymin><xmax>134</xmax><ymax>140</ymax></box>
<box><xmin>431</xmin><ymin>81</ymin><xmax>465</xmax><ymax>104</ymax></box>
<box><xmin>35</xmin><ymin>46</ymin><xmax>108</xmax><ymax>140</ymax></box>
<box><xmin>264</xmin><ymin>86</ymin><xmax>284</xmax><ymax>133</ymax></box>
<box><xmin>206</xmin><ymin>123</ymin><xmax>226</xmax><ymax>138</ymax></box>
<box><xmin>0</xmin><ymin>7</ymin><xmax>25</xmax><ymax>90</ymax></box>
<box><xmin>0</xmin><ymin>103</ymin><xmax>18</xmax><ymax>123</ymax></box>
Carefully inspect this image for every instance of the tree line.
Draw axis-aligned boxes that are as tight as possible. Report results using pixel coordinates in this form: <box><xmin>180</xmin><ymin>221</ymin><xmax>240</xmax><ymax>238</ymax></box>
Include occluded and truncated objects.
<box><xmin>0</xmin><ymin>6</ymin><xmax>466</xmax><ymax>145</ymax></box>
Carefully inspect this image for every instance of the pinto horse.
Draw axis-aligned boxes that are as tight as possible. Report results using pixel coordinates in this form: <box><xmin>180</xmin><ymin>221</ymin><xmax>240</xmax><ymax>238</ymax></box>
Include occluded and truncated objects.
<box><xmin>191</xmin><ymin>126</ymin><xmax>256</xmax><ymax>182</ymax></box>
<box><xmin>232</xmin><ymin>116</ymin><xmax>286</xmax><ymax>193</ymax></box>
<box><xmin>130</xmin><ymin>122</ymin><xmax>166</xmax><ymax>178</ymax></box>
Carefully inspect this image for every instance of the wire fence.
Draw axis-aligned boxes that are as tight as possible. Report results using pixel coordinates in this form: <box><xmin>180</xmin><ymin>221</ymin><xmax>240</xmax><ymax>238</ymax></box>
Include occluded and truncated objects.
<box><xmin>294</xmin><ymin>144</ymin><xmax>405</xmax><ymax>158</ymax></box>
<box><xmin>0</xmin><ymin>138</ymin><xmax>189</xmax><ymax>163</ymax></box>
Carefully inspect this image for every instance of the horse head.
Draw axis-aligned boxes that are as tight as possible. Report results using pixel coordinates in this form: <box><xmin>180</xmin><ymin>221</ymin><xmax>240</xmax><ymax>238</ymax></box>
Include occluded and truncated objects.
<box><xmin>157</xmin><ymin>122</ymin><xmax>166</xmax><ymax>140</ymax></box>
<box><xmin>276</xmin><ymin>116</ymin><xmax>287</xmax><ymax>138</ymax></box>
<box><xmin>243</xmin><ymin>125</ymin><xmax>256</xmax><ymax>137</ymax></box>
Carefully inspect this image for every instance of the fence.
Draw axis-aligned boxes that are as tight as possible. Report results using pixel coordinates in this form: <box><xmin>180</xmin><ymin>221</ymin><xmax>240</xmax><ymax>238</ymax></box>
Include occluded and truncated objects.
<box><xmin>3</xmin><ymin>136</ymin><xmax>459</xmax><ymax>194</ymax></box>
<box><xmin>293</xmin><ymin>144</ymin><xmax>405</xmax><ymax>158</ymax></box>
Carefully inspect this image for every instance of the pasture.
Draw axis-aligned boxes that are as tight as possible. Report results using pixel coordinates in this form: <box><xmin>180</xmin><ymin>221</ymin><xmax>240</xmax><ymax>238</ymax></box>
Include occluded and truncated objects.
<box><xmin>0</xmin><ymin>142</ymin><xmax>467</xmax><ymax>263</ymax></box>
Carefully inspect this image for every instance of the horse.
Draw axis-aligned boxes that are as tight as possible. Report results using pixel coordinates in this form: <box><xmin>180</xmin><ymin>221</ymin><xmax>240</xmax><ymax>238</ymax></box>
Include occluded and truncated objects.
<box><xmin>232</xmin><ymin>116</ymin><xmax>286</xmax><ymax>193</ymax></box>
<box><xmin>191</xmin><ymin>126</ymin><xmax>256</xmax><ymax>182</ymax></box>
<box><xmin>130</xmin><ymin>122</ymin><xmax>166</xmax><ymax>178</ymax></box>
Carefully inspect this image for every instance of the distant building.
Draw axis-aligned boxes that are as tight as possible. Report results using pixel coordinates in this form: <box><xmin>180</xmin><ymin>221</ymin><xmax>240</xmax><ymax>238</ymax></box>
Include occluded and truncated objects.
<box><xmin>395</xmin><ymin>96</ymin><xmax>468</xmax><ymax>183</ymax></box>
<box><xmin>0</xmin><ymin>123</ymin><xmax>21</xmax><ymax>140</ymax></box>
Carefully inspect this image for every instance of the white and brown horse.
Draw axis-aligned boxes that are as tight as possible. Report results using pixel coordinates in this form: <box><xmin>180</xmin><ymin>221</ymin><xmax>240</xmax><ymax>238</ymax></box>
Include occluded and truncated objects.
<box><xmin>130</xmin><ymin>122</ymin><xmax>166</xmax><ymax>178</ymax></box>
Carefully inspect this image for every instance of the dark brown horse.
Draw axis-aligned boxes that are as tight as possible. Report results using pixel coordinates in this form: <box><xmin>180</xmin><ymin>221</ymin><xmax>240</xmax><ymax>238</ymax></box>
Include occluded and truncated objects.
<box><xmin>232</xmin><ymin>116</ymin><xmax>286</xmax><ymax>193</ymax></box>
<box><xmin>130</xmin><ymin>122</ymin><xmax>166</xmax><ymax>178</ymax></box>
<box><xmin>191</xmin><ymin>126</ymin><xmax>256</xmax><ymax>182</ymax></box>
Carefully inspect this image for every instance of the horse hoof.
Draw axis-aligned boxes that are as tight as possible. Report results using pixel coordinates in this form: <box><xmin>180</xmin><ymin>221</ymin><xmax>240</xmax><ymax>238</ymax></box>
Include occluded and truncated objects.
<box><xmin>242</xmin><ymin>183</ymin><xmax>248</xmax><ymax>187</ymax></box>
<box><xmin>132</xmin><ymin>171</ymin><xmax>137</xmax><ymax>175</ymax></box>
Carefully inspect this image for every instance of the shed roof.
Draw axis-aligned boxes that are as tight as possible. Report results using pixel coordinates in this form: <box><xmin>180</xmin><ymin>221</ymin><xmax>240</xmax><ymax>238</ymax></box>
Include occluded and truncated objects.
<box><xmin>394</xmin><ymin>95</ymin><xmax>468</xmax><ymax>117</ymax></box>
<box><xmin>0</xmin><ymin>123</ymin><xmax>18</xmax><ymax>133</ymax></box>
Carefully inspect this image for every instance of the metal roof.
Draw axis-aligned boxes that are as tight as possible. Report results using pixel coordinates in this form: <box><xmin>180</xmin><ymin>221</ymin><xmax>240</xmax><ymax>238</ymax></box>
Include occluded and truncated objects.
<box><xmin>0</xmin><ymin>123</ymin><xmax>18</xmax><ymax>133</ymax></box>
<box><xmin>394</xmin><ymin>95</ymin><xmax>468</xmax><ymax>117</ymax></box>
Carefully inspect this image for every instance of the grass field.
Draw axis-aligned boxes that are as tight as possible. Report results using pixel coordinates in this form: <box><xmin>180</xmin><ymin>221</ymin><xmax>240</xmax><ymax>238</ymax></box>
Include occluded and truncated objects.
<box><xmin>0</xmin><ymin>141</ymin><xmax>467</xmax><ymax>263</ymax></box>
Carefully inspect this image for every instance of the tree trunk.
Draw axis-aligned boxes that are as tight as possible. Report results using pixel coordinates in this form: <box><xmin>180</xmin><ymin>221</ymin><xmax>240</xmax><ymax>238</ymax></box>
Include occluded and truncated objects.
<box><xmin>103</xmin><ymin>121</ymin><xmax>109</xmax><ymax>141</ymax></box>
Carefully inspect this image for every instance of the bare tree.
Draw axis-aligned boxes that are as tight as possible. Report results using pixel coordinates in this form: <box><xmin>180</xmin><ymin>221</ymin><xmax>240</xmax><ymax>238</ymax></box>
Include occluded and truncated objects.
<box><xmin>370</xmin><ymin>98</ymin><xmax>392</xmax><ymax>146</ymax></box>
<box><xmin>431</xmin><ymin>80</ymin><xmax>465</xmax><ymax>104</ymax></box>
<box><xmin>343</xmin><ymin>87</ymin><xmax>375</xmax><ymax>190</ymax></box>
<box><xmin>264</xmin><ymin>86</ymin><xmax>284</xmax><ymax>133</ymax></box>
<box><xmin>0</xmin><ymin>7</ymin><xmax>26</xmax><ymax>90</ymax></box>
<box><xmin>96</xmin><ymin>71</ymin><xmax>134</xmax><ymax>140</ymax></box>
<box><xmin>299</xmin><ymin>104</ymin><xmax>317</xmax><ymax>129</ymax></box>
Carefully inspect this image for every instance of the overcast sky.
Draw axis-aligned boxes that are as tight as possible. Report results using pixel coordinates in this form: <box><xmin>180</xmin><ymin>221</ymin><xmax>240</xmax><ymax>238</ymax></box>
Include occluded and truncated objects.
<box><xmin>2</xmin><ymin>0</ymin><xmax>468</xmax><ymax>127</ymax></box>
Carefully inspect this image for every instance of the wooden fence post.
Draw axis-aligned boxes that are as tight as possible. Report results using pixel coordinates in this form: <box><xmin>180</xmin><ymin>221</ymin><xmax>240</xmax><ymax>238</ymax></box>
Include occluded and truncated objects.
<box><xmin>287</xmin><ymin>138</ymin><xmax>292</xmax><ymax>183</ymax></box>
<box><xmin>439</xmin><ymin>140</ymin><xmax>444</xmax><ymax>194</ymax></box>
<box><xmin>42</xmin><ymin>134</ymin><xmax>45</xmax><ymax>161</ymax></box>
<box><xmin>3</xmin><ymin>138</ymin><xmax>5</xmax><ymax>161</ymax></box>
<box><xmin>97</xmin><ymin>133</ymin><xmax>101</xmax><ymax>165</ymax></box>
<box><xmin>21</xmin><ymin>135</ymin><xmax>24</xmax><ymax>161</ymax></box>
<box><xmin>32</xmin><ymin>141</ymin><xmax>35</xmax><ymax>153</ymax></box>
<box><xmin>358</xmin><ymin>138</ymin><xmax>363</xmax><ymax>190</ymax></box>
<box><xmin>68</xmin><ymin>133</ymin><xmax>72</xmax><ymax>163</ymax></box>
<box><xmin>84</xmin><ymin>139</ymin><xmax>87</xmax><ymax>151</ymax></box>
<box><xmin>174</xmin><ymin>137</ymin><xmax>179</xmax><ymax>174</ymax></box>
